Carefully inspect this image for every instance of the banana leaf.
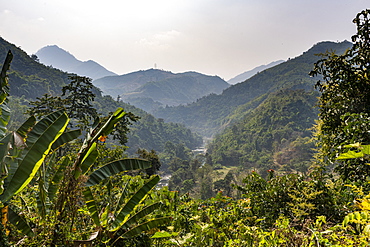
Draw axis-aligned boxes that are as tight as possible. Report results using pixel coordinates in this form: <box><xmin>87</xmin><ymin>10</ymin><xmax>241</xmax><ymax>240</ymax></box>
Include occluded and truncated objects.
<box><xmin>109</xmin><ymin>175</ymin><xmax>159</xmax><ymax>232</ymax></box>
<box><xmin>83</xmin><ymin>187</ymin><xmax>101</xmax><ymax>227</ymax></box>
<box><xmin>119</xmin><ymin>217</ymin><xmax>171</xmax><ymax>239</ymax></box>
<box><xmin>8</xmin><ymin>206</ymin><xmax>34</xmax><ymax>237</ymax></box>
<box><xmin>0</xmin><ymin>104</ymin><xmax>10</xmax><ymax>139</ymax></box>
<box><xmin>80</xmin><ymin>142</ymin><xmax>98</xmax><ymax>174</ymax></box>
<box><xmin>48</xmin><ymin>156</ymin><xmax>70</xmax><ymax>201</ymax></box>
<box><xmin>85</xmin><ymin>159</ymin><xmax>150</xmax><ymax>187</ymax></box>
<box><xmin>73</xmin><ymin>108</ymin><xmax>126</xmax><ymax>179</ymax></box>
<box><xmin>16</xmin><ymin>116</ymin><xmax>36</xmax><ymax>139</ymax></box>
<box><xmin>0</xmin><ymin>110</ymin><xmax>69</xmax><ymax>202</ymax></box>
<box><xmin>121</xmin><ymin>202</ymin><xmax>162</xmax><ymax>230</ymax></box>
<box><xmin>90</xmin><ymin>108</ymin><xmax>126</xmax><ymax>144</ymax></box>
<box><xmin>51</xmin><ymin>129</ymin><xmax>81</xmax><ymax>151</ymax></box>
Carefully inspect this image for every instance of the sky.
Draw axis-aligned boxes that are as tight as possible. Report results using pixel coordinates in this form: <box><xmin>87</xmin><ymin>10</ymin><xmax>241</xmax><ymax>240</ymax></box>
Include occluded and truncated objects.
<box><xmin>0</xmin><ymin>0</ymin><xmax>368</xmax><ymax>80</ymax></box>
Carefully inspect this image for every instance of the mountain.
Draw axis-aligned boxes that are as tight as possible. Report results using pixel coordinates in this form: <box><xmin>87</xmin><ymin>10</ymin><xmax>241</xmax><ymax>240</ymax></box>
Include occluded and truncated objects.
<box><xmin>153</xmin><ymin>41</ymin><xmax>352</xmax><ymax>137</ymax></box>
<box><xmin>94</xmin><ymin>69</ymin><xmax>229</xmax><ymax>112</ymax></box>
<box><xmin>35</xmin><ymin>45</ymin><xmax>117</xmax><ymax>80</ymax></box>
<box><xmin>227</xmin><ymin>60</ymin><xmax>284</xmax><ymax>85</ymax></box>
<box><xmin>207</xmin><ymin>89</ymin><xmax>318</xmax><ymax>172</ymax></box>
<box><xmin>94</xmin><ymin>69</ymin><xmax>174</xmax><ymax>95</ymax></box>
<box><xmin>0</xmin><ymin>37</ymin><xmax>202</xmax><ymax>154</ymax></box>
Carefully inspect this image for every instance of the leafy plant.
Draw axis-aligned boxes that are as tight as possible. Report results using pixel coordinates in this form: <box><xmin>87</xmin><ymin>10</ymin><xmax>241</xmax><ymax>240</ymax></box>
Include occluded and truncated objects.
<box><xmin>83</xmin><ymin>174</ymin><xmax>170</xmax><ymax>245</ymax></box>
<box><xmin>310</xmin><ymin>9</ymin><xmax>370</xmax><ymax>182</ymax></box>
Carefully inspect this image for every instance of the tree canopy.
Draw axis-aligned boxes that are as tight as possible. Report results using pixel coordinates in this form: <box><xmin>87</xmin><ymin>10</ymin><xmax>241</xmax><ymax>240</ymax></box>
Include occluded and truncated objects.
<box><xmin>310</xmin><ymin>9</ymin><xmax>370</xmax><ymax>182</ymax></box>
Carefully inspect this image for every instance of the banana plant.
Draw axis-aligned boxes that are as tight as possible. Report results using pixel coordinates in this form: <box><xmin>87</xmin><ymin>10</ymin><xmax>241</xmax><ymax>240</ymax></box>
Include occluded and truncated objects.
<box><xmin>62</xmin><ymin>108</ymin><xmax>170</xmax><ymax>244</ymax></box>
<box><xmin>0</xmin><ymin>50</ymin><xmax>72</xmax><ymax>239</ymax></box>
<box><xmin>0</xmin><ymin>110</ymin><xmax>69</xmax><ymax>237</ymax></box>
<box><xmin>0</xmin><ymin>110</ymin><xmax>69</xmax><ymax>203</ymax></box>
<box><xmin>48</xmin><ymin>107</ymin><xmax>170</xmax><ymax>245</ymax></box>
<box><xmin>83</xmin><ymin>173</ymin><xmax>170</xmax><ymax>245</ymax></box>
<box><xmin>0</xmin><ymin>50</ymin><xmax>13</xmax><ymax>196</ymax></box>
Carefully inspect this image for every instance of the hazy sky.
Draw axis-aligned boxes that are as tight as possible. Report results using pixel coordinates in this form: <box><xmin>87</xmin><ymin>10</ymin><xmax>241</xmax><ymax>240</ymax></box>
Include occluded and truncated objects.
<box><xmin>0</xmin><ymin>0</ymin><xmax>368</xmax><ymax>80</ymax></box>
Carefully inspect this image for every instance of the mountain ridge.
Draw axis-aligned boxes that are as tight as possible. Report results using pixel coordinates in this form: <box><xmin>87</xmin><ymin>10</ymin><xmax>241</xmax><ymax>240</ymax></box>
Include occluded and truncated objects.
<box><xmin>35</xmin><ymin>45</ymin><xmax>117</xmax><ymax>80</ymax></box>
<box><xmin>0</xmin><ymin>37</ymin><xmax>202</xmax><ymax>154</ymax></box>
<box><xmin>227</xmin><ymin>60</ymin><xmax>285</xmax><ymax>85</ymax></box>
<box><xmin>153</xmin><ymin>40</ymin><xmax>352</xmax><ymax>137</ymax></box>
<box><xmin>95</xmin><ymin>68</ymin><xmax>229</xmax><ymax>112</ymax></box>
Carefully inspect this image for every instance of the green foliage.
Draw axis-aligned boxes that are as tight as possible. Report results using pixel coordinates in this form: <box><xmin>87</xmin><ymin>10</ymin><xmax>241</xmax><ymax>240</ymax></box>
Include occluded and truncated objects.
<box><xmin>28</xmin><ymin>75</ymin><xmax>98</xmax><ymax>130</ymax></box>
<box><xmin>233</xmin><ymin>169</ymin><xmax>353</xmax><ymax>228</ymax></box>
<box><xmin>208</xmin><ymin>89</ymin><xmax>318</xmax><ymax>171</ymax></box>
<box><xmin>0</xmin><ymin>110</ymin><xmax>68</xmax><ymax>203</ymax></box>
<box><xmin>310</xmin><ymin>9</ymin><xmax>370</xmax><ymax>182</ymax></box>
<box><xmin>136</xmin><ymin>149</ymin><xmax>161</xmax><ymax>176</ymax></box>
<box><xmin>151</xmin><ymin>191</ymin><xmax>366</xmax><ymax>247</ymax></box>
<box><xmin>0</xmin><ymin>37</ymin><xmax>70</xmax><ymax>99</ymax></box>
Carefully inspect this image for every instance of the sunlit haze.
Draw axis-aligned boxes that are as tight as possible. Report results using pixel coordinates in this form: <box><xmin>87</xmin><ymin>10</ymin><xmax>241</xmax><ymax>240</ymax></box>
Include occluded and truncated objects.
<box><xmin>0</xmin><ymin>0</ymin><xmax>368</xmax><ymax>80</ymax></box>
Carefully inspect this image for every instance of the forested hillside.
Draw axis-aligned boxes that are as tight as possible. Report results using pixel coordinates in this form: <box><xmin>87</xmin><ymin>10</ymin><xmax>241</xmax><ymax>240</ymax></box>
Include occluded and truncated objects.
<box><xmin>208</xmin><ymin>89</ymin><xmax>319</xmax><ymax>173</ymax></box>
<box><xmin>0</xmin><ymin>37</ymin><xmax>70</xmax><ymax>99</ymax></box>
<box><xmin>154</xmin><ymin>41</ymin><xmax>352</xmax><ymax>137</ymax></box>
<box><xmin>94</xmin><ymin>69</ymin><xmax>229</xmax><ymax>112</ymax></box>
<box><xmin>0</xmin><ymin>37</ymin><xmax>202</xmax><ymax>154</ymax></box>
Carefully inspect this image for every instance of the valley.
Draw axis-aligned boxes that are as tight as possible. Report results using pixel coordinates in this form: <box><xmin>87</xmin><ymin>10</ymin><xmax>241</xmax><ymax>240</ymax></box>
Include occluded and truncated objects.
<box><xmin>1</xmin><ymin>10</ymin><xmax>369</xmax><ymax>244</ymax></box>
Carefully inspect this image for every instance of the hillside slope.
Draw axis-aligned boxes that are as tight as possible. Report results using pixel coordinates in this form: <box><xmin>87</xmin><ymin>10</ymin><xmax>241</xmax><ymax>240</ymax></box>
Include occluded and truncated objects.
<box><xmin>207</xmin><ymin>89</ymin><xmax>319</xmax><ymax>172</ymax></box>
<box><xmin>0</xmin><ymin>37</ymin><xmax>70</xmax><ymax>99</ymax></box>
<box><xmin>227</xmin><ymin>60</ymin><xmax>284</xmax><ymax>85</ymax></box>
<box><xmin>153</xmin><ymin>41</ymin><xmax>352</xmax><ymax>137</ymax></box>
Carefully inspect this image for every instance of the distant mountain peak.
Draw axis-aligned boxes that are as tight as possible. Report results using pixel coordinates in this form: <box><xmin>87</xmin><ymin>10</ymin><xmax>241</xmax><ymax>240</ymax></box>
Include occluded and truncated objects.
<box><xmin>228</xmin><ymin>60</ymin><xmax>285</xmax><ymax>85</ymax></box>
<box><xmin>36</xmin><ymin>45</ymin><xmax>117</xmax><ymax>80</ymax></box>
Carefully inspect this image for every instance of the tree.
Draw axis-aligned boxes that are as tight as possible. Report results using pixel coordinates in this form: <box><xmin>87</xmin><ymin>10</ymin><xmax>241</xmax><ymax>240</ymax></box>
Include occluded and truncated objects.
<box><xmin>28</xmin><ymin>74</ymin><xmax>98</xmax><ymax>128</ymax></box>
<box><xmin>30</xmin><ymin>54</ymin><xmax>39</xmax><ymax>62</ymax></box>
<box><xmin>137</xmin><ymin>149</ymin><xmax>161</xmax><ymax>176</ymax></box>
<box><xmin>62</xmin><ymin>75</ymin><xmax>97</xmax><ymax>126</ymax></box>
<box><xmin>310</xmin><ymin>9</ymin><xmax>370</xmax><ymax>182</ymax></box>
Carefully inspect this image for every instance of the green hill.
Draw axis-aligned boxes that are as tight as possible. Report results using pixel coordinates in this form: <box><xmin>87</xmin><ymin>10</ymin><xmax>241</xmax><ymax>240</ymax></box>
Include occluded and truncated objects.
<box><xmin>207</xmin><ymin>89</ymin><xmax>319</xmax><ymax>172</ymax></box>
<box><xmin>153</xmin><ymin>41</ymin><xmax>352</xmax><ymax>137</ymax></box>
<box><xmin>94</xmin><ymin>69</ymin><xmax>229</xmax><ymax>112</ymax></box>
<box><xmin>0</xmin><ymin>37</ymin><xmax>202</xmax><ymax>154</ymax></box>
<box><xmin>0</xmin><ymin>37</ymin><xmax>70</xmax><ymax>99</ymax></box>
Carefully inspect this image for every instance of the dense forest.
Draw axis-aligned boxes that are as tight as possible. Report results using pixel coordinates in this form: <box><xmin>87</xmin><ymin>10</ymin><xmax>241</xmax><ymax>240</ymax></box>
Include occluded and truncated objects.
<box><xmin>1</xmin><ymin>9</ymin><xmax>370</xmax><ymax>247</ymax></box>
<box><xmin>207</xmin><ymin>89</ymin><xmax>318</xmax><ymax>173</ymax></box>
